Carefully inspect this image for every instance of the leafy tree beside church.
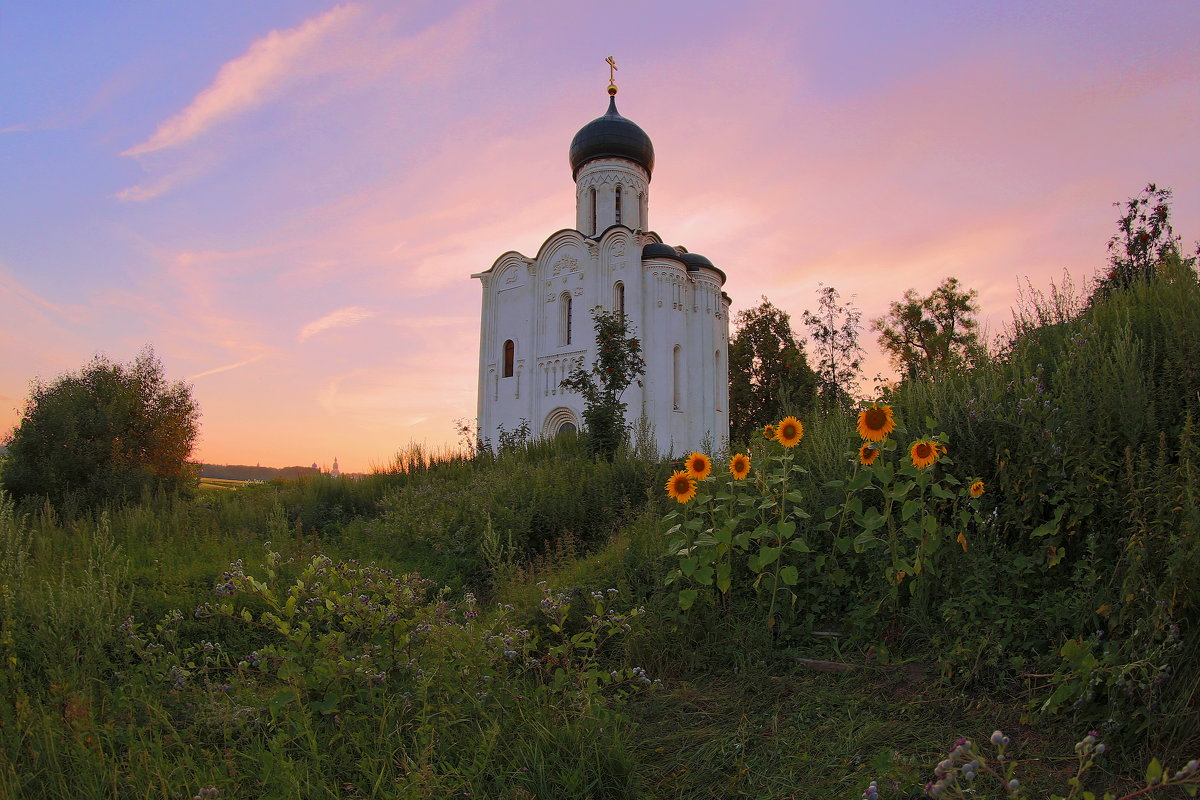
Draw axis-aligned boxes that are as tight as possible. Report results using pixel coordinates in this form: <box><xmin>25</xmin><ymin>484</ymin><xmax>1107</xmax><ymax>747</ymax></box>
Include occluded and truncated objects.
<box><xmin>560</xmin><ymin>308</ymin><xmax>646</xmax><ymax>459</ymax></box>
<box><xmin>728</xmin><ymin>298</ymin><xmax>818</xmax><ymax>445</ymax></box>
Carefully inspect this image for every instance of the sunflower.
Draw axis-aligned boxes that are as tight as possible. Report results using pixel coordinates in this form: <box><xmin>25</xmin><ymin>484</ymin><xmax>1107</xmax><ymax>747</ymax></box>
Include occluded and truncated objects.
<box><xmin>969</xmin><ymin>480</ymin><xmax>985</xmax><ymax>498</ymax></box>
<box><xmin>686</xmin><ymin>451</ymin><xmax>712</xmax><ymax>480</ymax></box>
<box><xmin>910</xmin><ymin>440</ymin><xmax>941</xmax><ymax>470</ymax></box>
<box><xmin>858</xmin><ymin>442</ymin><xmax>880</xmax><ymax>466</ymax></box>
<box><xmin>665</xmin><ymin>470</ymin><xmax>698</xmax><ymax>503</ymax></box>
<box><xmin>776</xmin><ymin>416</ymin><xmax>803</xmax><ymax>447</ymax></box>
<box><xmin>762</xmin><ymin>423</ymin><xmax>776</xmax><ymax>440</ymax></box>
<box><xmin>729</xmin><ymin>453</ymin><xmax>751</xmax><ymax>480</ymax></box>
<box><xmin>856</xmin><ymin>404</ymin><xmax>896</xmax><ymax>442</ymax></box>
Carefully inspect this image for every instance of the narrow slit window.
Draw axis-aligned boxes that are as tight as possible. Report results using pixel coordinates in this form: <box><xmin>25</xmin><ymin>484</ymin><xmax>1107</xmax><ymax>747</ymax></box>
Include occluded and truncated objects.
<box><xmin>673</xmin><ymin>345</ymin><xmax>682</xmax><ymax>410</ymax></box>
<box><xmin>503</xmin><ymin>339</ymin><xmax>515</xmax><ymax>378</ymax></box>
<box><xmin>589</xmin><ymin>187</ymin><xmax>597</xmax><ymax>234</ymax></box>
<box><xmin>562</xmin><ymin>293</ymin><xmax>573</xmax><ymax>346</ymax></box>
<box><xmin>615</xmin><ymin>185</ymin><xmax>622</xmax><ymax>225</ymax></box>
<box><xmin>714</xmin><ymin>350</ymin><xmax>721</xmax><ymax>410</ymax></box>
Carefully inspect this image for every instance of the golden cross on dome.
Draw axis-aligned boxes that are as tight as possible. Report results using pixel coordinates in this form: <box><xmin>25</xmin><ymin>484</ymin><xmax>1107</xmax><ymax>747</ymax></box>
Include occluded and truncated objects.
<box><xmin>605</xmin><ymin>56</ymin><xmax>618</xmax><ymax>94</ymax></box>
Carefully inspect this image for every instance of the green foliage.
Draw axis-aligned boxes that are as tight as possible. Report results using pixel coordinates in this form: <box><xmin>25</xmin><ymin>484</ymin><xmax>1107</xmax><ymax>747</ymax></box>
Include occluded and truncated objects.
<box><xmin>1090</xmin><ymin>183</ymin><xmax>1198</xmax><ymax>304</ymax></box>
<box><xmin>1</xmin><ymin>346</ymin><xmax>199</xmax><ymax>514</ymax></box>
<box><xmin>664</xmin><ymin>438</ymin><xmax>820</xmax><ymax>629</ymax></box>
<box><xmin>728</xmin><ymin>297</ymin><xmax>819</xmax><ymax>444</ymax></box>
<box><xmin>803</xmin><ymin>284</ymin><xmax>865</xmax><ymax>409</ymax></box>
<box><xmin>823</xmin><ymin>415</ymin><xmax>986</xmax><ymax>623</ymax></box>
<box><xmin>870</xmin><ymin>250</ymin><xmax>1200</xmax><ymax>742</ymax></box>
<box><xmin>560</xmin><ymin>307</ymin><xmax>647</xmax><ymax>459</ymax></box>
<box><xmin>872</xmin><ymin>277</ymin><xmax>984</xmax><ymax>378</ymax></box>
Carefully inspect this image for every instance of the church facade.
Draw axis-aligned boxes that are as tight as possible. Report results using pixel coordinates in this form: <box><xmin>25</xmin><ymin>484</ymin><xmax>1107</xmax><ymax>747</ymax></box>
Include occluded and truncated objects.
<box><xmin>473</xmin><ymin>81</ymin><xmax>730</xmax><ymax>455</ymax></box>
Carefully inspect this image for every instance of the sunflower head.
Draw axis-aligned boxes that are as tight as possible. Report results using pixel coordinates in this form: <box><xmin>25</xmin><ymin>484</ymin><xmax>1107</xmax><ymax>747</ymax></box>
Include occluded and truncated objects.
<box><xmin>685</xmin><ymin>451</ymin><xmax>712</xmax><ymax>480</ymax></box>
<box><xmin>910</xmin><ymin>440</ymin><xmax>941</xmax><ymax>470</ymax></box>
<box><xmin>729</xmin><ymin>453</ymin><xmax>751</xmax><ymax>480</ymax></box>
<box><xmin>858</xmin><ymin>442</ymin><xmax>880</xmax><ymax>466</ymax></box>
<box><xmin>857</xmin><ymin>404</ymin><xmax>896</xmax><ymax>443</ymax></box>
<box><xmin>762</xmin><ymin>423</ymin><xmax>776</xmax><ymax>440</ymax></box>
<box><xmin>665</xmin><ymin>470</ymin><xmax>698</xmax><ymax>504</ymax></box>
<box><xmin>969</xmin><ymin>480</ymin><xmax>985</xmax><ymax>498</ymax></box>
<box><xmin>776</xmin><ymin>416</ymin><xmax>803</xmax><ymax>448</ymax></box>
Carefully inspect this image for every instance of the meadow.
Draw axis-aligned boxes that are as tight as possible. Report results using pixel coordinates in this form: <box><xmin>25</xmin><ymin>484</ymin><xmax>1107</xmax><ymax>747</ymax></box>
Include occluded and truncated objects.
<box><xmin>2</xmin><ymin>262</ymin><xmax>1199</xmax><ymax>799</ymax></box>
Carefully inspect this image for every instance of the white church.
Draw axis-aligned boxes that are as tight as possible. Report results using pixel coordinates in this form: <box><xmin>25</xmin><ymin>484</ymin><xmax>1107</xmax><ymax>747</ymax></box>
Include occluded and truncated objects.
<box><xmin>473</xmin><ymin>72</ymin><xmax>730</xmax><ymax>455</ymax></box>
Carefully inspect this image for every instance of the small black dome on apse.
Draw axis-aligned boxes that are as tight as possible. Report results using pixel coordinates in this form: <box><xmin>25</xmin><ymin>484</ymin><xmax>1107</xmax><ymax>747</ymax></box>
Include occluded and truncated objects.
<box><xmin>569</xmin><ymin>96</ymin><xmax>655</xmax><ymax>179</ymax></box>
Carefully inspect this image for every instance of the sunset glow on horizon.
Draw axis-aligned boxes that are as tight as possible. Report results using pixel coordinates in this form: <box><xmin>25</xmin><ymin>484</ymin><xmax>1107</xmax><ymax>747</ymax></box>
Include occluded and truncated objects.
<box><xmin>3</xmin><ymin>1</ymin><xmax>1198</xmax><ymax>472</ymax></box>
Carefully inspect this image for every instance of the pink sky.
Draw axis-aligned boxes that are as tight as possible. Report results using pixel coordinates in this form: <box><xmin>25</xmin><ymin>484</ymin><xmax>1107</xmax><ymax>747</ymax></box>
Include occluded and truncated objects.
<box><xmin>2</xmin><ymin>1</ymin><xmax>1198</xmax><ymax>472</ymax></box>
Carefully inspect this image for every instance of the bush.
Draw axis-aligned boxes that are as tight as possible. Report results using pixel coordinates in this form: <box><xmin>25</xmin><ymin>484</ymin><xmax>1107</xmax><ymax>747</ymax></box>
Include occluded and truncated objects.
<box><xmin>1</xmin><ymin>346</ymin><xmax>199</xmax><ymax>514</ymax></box>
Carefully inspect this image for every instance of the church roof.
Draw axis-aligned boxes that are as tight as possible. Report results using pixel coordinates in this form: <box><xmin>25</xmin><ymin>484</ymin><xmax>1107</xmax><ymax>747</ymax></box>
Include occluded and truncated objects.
<box><xmin>569</xmin><ymin>96</ymin><xmax>655</xmax><ymax>179</ymax></box>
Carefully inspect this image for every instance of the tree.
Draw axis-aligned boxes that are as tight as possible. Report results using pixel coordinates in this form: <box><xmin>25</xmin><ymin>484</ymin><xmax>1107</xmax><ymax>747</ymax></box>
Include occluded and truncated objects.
<box><xmin>728</xmin><ymin>297</ymin><xmax>818</xmax><ymax>444</ymax></box>
<box><xmin>560</xmin><ymin>308</ymin><xmax>646</xmax><ymax>459</ymax></box>
<box><xmin>1</xmin><ymin>346</ymin><xmax>200</xmax><ymax>513</ymax></box>
<box><xmin>1090</xmin><ymin>183</ymin><xmax>1198</xmax><ymax>303</ymax></box>
<box><xmin>872</xmin><ymin>277</ymin><xmax>983</xmax><ymax>378</ymax></box>
<box><xmin>802</xmin><ymin>284</ymin><xmax>865</xmax><ymax>409</ymax></box>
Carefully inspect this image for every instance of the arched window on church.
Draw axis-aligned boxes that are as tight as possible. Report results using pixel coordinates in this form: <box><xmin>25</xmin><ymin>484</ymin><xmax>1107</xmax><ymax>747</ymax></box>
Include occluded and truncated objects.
<box><xmin>588</xmin><ymin>187</ymin><xmax>597</xmax><ymax>235</ymax></box>
<box><xmin>673</xmin><ymin>345</ymin><xmax>682</xmax><ymax>411</ymax></box>
<box><xmin>503</xmin><ymin>339</ymin><xmax>515</xmax><ymax>378</ymax></box>
<box><xmin>614</xmin><ymin>185</ymin><xmax>622</xmax><ymax>226</ymax></box>
<box><xmin>614</xmin><ymin>281</ymin><xmax>624</xmax><ymax>317</ymax></box>
<box><xmin>561</xmin><ymin>293</ymin><xmax>573</xmax><ymax>346</ymax></box>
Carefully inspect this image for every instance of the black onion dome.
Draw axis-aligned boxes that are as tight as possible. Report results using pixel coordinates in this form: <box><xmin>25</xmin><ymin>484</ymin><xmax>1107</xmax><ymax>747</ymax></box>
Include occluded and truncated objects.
<box><xmin>681</xmin><ymin>252</ymin><xmax>726</xmax><ymax>283</ymax></box>
<box><xmin>642</xmin><ymin>242</ymin><xmax>681</xmax><ymax>260</ymax></box>
<box><xmin>680</xmin><ymin>253</ymin><xmax>714</xmax><ymax>269</ymax></box>
<box><xmin>569</xmin><ymin>96</ymin><xmax>655</xmax><ymax>179</ymax></box>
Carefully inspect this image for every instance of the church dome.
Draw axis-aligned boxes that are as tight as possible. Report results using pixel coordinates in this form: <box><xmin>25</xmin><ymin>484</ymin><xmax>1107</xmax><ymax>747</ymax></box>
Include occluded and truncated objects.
<box><xmin>680</xmin><ymin>253</ymin><xmax>714</xmax><ymax>269</ymax></box>
<box><xmin>642</xmin><ymin>242</ymin><xmax>682</xmax><ymax>260</ymax></box>
<box><xmin>569</xmin><ymin>96</ymin><xmax>655</xmax><ymax>179</ymax></box>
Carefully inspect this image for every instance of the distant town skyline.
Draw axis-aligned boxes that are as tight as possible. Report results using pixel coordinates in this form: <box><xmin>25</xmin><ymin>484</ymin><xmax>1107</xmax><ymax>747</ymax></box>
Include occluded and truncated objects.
<box><xmin>3</xmin><ymin>1</ymin><xmax>1198</xmax><ymax>472</ymax></box>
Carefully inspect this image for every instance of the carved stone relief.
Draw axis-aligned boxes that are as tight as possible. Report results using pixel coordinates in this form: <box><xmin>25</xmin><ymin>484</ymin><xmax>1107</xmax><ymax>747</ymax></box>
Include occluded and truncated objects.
<box><xmin>551</xmin><ymin>254</ymin><xmax>578</xmax><ymax>276</ymax></box>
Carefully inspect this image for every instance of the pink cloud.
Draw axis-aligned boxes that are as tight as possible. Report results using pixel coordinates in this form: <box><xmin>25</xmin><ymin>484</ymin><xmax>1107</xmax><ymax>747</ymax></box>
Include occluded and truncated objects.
<box><xmin>122</xmin><ymin>4</ymin><xmax>362</xmax><ymax>157</ymax></box>
<box><xmin>297</xmin><ymin>306</ymin><xmax>377</xmax><ymax>343</ymax></box>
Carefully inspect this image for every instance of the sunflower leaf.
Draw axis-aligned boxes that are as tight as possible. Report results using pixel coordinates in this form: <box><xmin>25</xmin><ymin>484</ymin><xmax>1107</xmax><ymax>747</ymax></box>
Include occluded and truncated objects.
<box><xmin>678</xmin><ymin>589</ymin><xmax>698</xmax><ymax>610</ymax></box>
<box><xmin>848</xmin><ymin>470</ymin><xmax>873</xmax><ymax>491</ymax></box>
<box><xmin>853</xmin><ymin>530</ymin><xmax>877</xmax><ymax>552</ymax></box>
<box><xmin>931</xmin><ymin>483</ymin><xmax>954</xmax><ymax>500</ymax></box>
<box><xmin>716</xmin><ymin>563</ymin><xmax>732</xmax><ymax>593</ymax></box>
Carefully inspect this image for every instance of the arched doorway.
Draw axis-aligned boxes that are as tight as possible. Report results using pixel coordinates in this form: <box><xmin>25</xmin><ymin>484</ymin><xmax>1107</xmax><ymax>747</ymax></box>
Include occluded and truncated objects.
<box><xmin>542</xmin><ymin>406</ymin><xmax>581</xmax><ymax>439</ymax></box>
